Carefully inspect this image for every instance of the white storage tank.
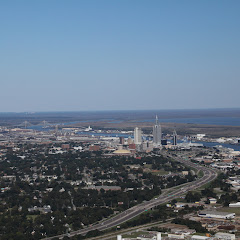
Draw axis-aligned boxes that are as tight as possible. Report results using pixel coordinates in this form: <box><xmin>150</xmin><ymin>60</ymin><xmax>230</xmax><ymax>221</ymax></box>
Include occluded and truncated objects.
<box><xmin>117</xmin><ymin>235</ymin><xmax>122</xmax><ymax>240</ymax></box>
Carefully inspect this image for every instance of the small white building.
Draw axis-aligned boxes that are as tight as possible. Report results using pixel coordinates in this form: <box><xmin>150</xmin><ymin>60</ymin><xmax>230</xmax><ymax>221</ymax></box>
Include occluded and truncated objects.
<box><xmin>196</xmin><ymin>134</ymin><xmax>206</xmax><ymax>140</ymax></box>
<box><xmin>175</xmin><ymin>202</ymin><xmax>186</xmax><ymax>208</ymax></box>
<box><xmin>209</xmin><ymin>198</ymin><xmax>217</xmax><ymax>204</ymax></box>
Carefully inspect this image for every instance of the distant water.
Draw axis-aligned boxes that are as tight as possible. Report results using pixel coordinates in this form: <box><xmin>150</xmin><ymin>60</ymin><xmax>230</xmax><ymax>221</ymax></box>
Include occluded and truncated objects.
<box><xmin>28</xmin><ymin>116</ymin><xmax>240</xmax><ymax>132</ymax></box>
<box><xmin>136</xmin><ymin>117</ymin><xmax>240</xmax><ymax>126</ymax></box>
<box><xmin>66</xmin><ymin>116</ymin><xmax>240</xmax><ymax>126</ymax></box>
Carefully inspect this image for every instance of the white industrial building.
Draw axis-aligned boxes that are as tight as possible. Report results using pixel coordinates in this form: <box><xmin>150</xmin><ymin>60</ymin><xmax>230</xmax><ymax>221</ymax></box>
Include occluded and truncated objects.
<box><xmin>229</xmin><ymin>202</ymin><xmax>240</xmax><ymax>207</ymax></box>
<box><xmin>117</xmin><ymin>232</ymin><xmax>161</xmax><ymax>240</ymax></box>
<box><xmin>198</xmin><ymin>211</ymin><xmax>235</xmax><ymax>219</ymax></box>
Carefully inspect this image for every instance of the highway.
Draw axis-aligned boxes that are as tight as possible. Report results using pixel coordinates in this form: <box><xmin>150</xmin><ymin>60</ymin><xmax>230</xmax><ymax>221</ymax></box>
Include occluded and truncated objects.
<box><xmin>42</xmin><ymin>155</ymin><xmax>218</xmax><ymax>240</ymax></box>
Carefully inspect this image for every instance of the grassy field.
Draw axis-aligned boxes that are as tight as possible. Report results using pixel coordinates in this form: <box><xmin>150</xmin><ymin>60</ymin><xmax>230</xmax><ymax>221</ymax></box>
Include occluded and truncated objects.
<box><xmin>198</xmin><ymin>170</ymin><xmax>204</xmax><ymax>178</ymax></box>
<box><xmin>213</xmin><ymin>187</ymin><xmax>224</xmax><ymax>194</ymax></box>
<box><xmin>192</xmin><ymin>181</ymin><xmax>213</xmax><ymax>193</ymax></box>
<box><xmin>144</xmin><ymin>164</ymin><xmax>152</xmax><ymax>169</ymax></box>
<box><xmin>218</xmin><ymin>207</ymin><xmax>240</xmax><ymax>216</ymax></box>
<box><xmin>27</xmin><ymin>215</ymin><xmax>38</xmax><ymax>221</ymax></box>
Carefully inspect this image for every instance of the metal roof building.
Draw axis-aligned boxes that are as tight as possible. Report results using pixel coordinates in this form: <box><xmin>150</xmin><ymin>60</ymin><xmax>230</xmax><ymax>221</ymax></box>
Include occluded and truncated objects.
<box><xmin>198</xmin><ymin>211</ymin><xmax>235</xmax><ymax>219</ymax></box>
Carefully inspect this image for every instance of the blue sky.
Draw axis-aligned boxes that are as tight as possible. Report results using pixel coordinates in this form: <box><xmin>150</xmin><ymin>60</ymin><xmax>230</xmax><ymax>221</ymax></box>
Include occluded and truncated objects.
<box><xmin>0</xmin><ymin>0</ymin><xmax>240</xmax><ymax>112</ymax></box>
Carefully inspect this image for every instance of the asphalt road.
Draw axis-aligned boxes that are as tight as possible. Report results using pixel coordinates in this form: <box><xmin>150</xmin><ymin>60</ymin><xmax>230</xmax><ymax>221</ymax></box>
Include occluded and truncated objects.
<box><xmin>42</xmin><ymin>156</ymin><xmax>218</xmax><ymax>240</ymax></box>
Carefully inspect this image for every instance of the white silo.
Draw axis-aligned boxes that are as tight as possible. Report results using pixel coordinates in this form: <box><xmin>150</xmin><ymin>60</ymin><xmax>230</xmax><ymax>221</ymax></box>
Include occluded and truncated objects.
<box><xmin>157</xmin><ymin>232</ymin><xmax>161</xmax><ymax>240</ymax></box>
<box><xmin>117</xmin><ymin>235</ymin><xmax>122</xmax><ymax>240</ymax></box>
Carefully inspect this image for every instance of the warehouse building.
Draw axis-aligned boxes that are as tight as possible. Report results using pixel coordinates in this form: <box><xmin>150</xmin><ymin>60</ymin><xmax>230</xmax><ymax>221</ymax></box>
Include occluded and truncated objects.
<box><xmin>198</xmin><ymin>211</ymin><xmax>235</xmax><ymax>219</ymax></box>
<box><xmin>229</xmin><ymin>202</ymin><xmax>240</xmax><ymax>207</ymax></box>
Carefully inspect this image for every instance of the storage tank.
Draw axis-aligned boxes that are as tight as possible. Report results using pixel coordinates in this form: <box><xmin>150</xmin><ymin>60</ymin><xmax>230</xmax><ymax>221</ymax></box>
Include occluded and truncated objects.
<box><xmin>157</xmin><ymin>232</ymin><xmax>161</xmax><ymax>240</ymax></box>
<box><xmin>117</xmin><ymin>235</ymin><xmax>122</xmax><ymax>240</ymax></box>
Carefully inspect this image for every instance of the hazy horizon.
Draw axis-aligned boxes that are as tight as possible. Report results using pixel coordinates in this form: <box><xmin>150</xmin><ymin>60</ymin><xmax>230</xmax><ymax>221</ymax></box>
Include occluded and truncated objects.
<box><xmin>0</xmin><ymin>107</ymin><xmax>240</xmax><ymax>114</ymax></box>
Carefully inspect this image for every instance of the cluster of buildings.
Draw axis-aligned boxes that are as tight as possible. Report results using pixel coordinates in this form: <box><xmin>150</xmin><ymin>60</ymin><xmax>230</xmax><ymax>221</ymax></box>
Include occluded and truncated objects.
<box><xmin>116</xmin><ymin>232</ymin><xmax>236</xmax><ymax>240</ymax></box>
<box><xmin>131</xmin><ymin>116</ymin><xmax>178</xmax><ymax>153</ymax></box>
<box><xmin>0</xmin><ymin>115</ymin><xmax>175</xmax><ymax>157</ymax></box>
<box><xmin>1</xmin><ymin>118</ymin><xmax>240</xmax><ymax>239</ymax></box>
<box><xmin>193</xmin><ymin>146</ymin><xmax>240</xmax><ymax>173</ymax></box>
<box><xmin>227</xmin><ymin>177</ymin><xmax>240</xmax><ymax>192</ymax></box>
<box><xmin>133</xmin><ymin>116</ymin><xmax>177</xmax><ymax>147</ymax></box>
<box><xmin>4</xmin><ymin>115</ymin><xmax>239</xmax><ymax>159</ymax></box>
